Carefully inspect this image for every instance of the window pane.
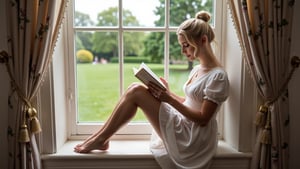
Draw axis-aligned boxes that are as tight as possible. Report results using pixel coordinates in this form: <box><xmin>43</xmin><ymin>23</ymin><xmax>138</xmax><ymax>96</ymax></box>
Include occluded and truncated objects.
<box><xmin>168</xmin><ymin>32</ymin><xmax>190</xmax><ymax>96</ymax></box>
<box><xmin>75</xmin><ymin>31</ymin><xmax>93</xmax><ymax>52</ymax></box>
<box><xmin>74</xmin><ymin>0</ymin><xmax>118</xmax><ymax>27</ymax></box>
<box><xmin>123</xmin><ymin>31</ymin><xmax>165</xmax><ymax>88</ymax></box>
<box><xmin>123</xmin><ymin>31</ymin><xmax>148</xmax><ymax>91</ymax></box>
<box><xmin>76</xmin><ymin>32</ymin><xmax>119</xmax><ymax>123</ymax></box>
<box><xmin>123</xmin><ymin>31</ymin><xmax>164</xmax><ymax>122</ymax></box>
<box><xmin>170</xmin><ymin>0</ymin><xmax>215</xmax><ymax>27</ymax></box>
<box><xmin>123</xmin><ymin>0</ymin><xmax>161</xmax><ymax>27</ymax></box>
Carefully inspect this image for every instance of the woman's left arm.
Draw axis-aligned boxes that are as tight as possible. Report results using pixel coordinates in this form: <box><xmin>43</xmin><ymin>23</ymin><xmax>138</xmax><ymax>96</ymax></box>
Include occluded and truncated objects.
<box><xmin>153</xmin><ymin>71</ymin><xmax>229</xmax><ymax>126</ymax></box>
<box><xmin>149</xmin><ymin>81</ymin><xmax>217</xmax><ymax>126</ymax></box>
<box><xmin>168</xmin><ymin>96</ymin><xmax>218</xmax><ymax>126</ymax></box>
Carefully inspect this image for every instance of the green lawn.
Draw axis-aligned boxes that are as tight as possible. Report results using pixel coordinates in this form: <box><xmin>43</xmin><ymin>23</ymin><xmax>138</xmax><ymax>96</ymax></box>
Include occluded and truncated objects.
<box><xmin>77</xmin><ymin>63</ymin><xmax>190</xmax><ymax>122</ymax></box>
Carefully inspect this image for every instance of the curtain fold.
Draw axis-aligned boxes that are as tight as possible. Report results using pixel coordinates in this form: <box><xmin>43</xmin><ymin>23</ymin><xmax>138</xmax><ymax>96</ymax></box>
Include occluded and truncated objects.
<box><xmin>227</xmin><ymin>0</ymin><xmax>298</xmax><ymax>168</ymax></box>
<box><xmin>0</xmin><ymin>0</ymin><xmax>68</xmax><ymax>169</ymax></box>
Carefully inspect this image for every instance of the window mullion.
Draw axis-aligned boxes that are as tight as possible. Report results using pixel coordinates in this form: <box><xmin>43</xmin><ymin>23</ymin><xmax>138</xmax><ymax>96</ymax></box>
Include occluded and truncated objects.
<box><xmin>119</xmin><ymin>0</ymin><xmax>124</xmax><ymax>95</ymax></box>
<box><xmin>164</xmin><ymin>0</ymin><xmax>170</xmax><ymax>80</ymax></box>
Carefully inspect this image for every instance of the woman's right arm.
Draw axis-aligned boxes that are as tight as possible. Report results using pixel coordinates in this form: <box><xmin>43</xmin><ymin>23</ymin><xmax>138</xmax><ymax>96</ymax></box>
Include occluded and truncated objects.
<box><xmin>169</xmin><ymin>92</ymin><xmax>185</xmax><ymax>103</ymax></box>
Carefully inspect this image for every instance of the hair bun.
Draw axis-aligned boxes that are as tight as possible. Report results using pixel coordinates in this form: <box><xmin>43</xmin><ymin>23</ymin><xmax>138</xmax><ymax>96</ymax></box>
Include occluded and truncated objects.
<box><xmin>195</xmin><ymin>11</ymin><xmax>211</xmax><ymax>22</ymax></box>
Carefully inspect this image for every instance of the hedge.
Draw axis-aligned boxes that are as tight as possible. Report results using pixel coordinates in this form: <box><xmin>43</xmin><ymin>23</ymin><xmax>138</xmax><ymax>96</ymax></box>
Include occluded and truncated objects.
<box><xmin>110</xmin><ymin>56</ymin><xmax>151</xmax><ymax>63</ymax></box>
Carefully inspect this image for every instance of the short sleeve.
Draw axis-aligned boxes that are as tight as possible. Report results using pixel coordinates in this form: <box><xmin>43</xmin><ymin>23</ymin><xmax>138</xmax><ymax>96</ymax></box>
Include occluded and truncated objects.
<box><xmin>203</xmin><ymin>70</ymin><xmax>229</xmax><ymax>105</ymax></box>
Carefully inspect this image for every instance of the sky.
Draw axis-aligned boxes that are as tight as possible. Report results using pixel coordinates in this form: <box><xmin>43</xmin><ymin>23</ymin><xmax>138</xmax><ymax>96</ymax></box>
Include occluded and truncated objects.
<box><xmin>74</xmin><ymin>0</ymin><xmax>160</xmax><ymax>26</ymax></box>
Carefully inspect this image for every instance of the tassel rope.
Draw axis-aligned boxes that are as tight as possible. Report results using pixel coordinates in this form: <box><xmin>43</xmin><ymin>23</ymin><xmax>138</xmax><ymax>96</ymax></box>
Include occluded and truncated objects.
<box><xmin>1</xmin><ymin>51</ymin><xmax>42</xmax><ymax>139</ymax></box>
<box><xmin>255</xmin><ymin>56</ymin><xmax>299</xmax><ymax>145</ymax></box>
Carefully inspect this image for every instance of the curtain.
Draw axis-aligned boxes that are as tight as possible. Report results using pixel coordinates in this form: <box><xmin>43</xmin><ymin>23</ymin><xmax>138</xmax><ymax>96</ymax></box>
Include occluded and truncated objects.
<box><xmin>228</xmin><ymin>0</ymin><xmax>299</xmax><ymax>169</ymax></box>
<box><xmin>0</xmin><ymin>0</ymin><xmax>67</xmax><ymax>169</ymax></box>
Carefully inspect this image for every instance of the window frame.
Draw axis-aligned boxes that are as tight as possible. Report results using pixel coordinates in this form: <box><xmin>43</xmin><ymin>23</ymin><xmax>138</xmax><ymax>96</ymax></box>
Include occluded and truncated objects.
<box><xmin>36</xmin><ymin>0</ymin><xmax>257</xmax><ymax>154</ymax></box>
<box><xmin>65</xmin><ymin>0</ymin><xmax>225</xmax><ymax>139</ymax></box>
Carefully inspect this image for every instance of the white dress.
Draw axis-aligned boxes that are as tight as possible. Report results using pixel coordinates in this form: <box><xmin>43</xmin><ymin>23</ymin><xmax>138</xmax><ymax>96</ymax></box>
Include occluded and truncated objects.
<box><xmin>150</xmin><ymin>65</ymin><xmax>230</xmax><ymax>169</ymax></box>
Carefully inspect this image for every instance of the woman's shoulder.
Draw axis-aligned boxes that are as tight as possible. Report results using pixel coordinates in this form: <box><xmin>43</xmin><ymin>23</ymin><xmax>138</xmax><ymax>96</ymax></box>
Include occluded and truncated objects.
<box><xmin>208</xmin><ymin>67</ymin><xmax>228</xmax><ymax>79</ymax></box>
<box><xmin>203</xmin><ymin>67</ymin><xmax>230</xmax><ymax>104</ymax></box>
<box><xmin>203</xmin><ymin>67</ymin><xmax>229</xmax><ymax>88</ymax></box>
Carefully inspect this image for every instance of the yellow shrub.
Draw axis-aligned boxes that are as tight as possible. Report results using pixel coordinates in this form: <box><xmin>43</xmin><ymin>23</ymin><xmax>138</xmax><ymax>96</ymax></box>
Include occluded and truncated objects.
<box><xmin>76</xmin><ymin>49</ymin><xmax>94</xmax><ymax>63</ymax></box>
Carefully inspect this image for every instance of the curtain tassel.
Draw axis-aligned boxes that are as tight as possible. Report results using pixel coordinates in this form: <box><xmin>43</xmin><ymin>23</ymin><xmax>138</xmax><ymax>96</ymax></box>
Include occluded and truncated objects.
<box><xmin>255</xmin><ymin>105</ymin><xmax>268</xmax><ymax>127</ymax></box>
<box><xmin>27</xmin><ymin>107</ymin><xmax>42</xmax><ymax>133</ymax></box>
<box><xmin>31</xmin><ymin>116</ymin><xmax>42</xmax><ymax>133</ymax></box>
<box><xmin>19</xmin><ymin>124</ymin><xmax>30</xmax><ymax>143</ymax></box>
<box><xmin>260</xmin><ymin>125</ymin><xmax>271</xmax><ymax>144</ymax></box>
<box><xmin>260</xmin><ymin>109</ymin><xmax>272</xmax><ymax>144</ymax></box>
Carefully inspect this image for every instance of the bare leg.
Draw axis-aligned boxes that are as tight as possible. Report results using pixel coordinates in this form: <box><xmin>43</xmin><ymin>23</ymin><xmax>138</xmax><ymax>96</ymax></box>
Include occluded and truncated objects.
<box><xmin>75</xmin><ymin>99</ymin><xmax>124</xmax><ymax>148</ymax></box>
<box><xmin>75</xmin><ymin>84</ymin><xmax>149</xmax><ymax>148</ymax></box>
<box><xmin>74</xmin><ymin>83</ymin><xmax>162</xmax><ymax>153</ymax></box>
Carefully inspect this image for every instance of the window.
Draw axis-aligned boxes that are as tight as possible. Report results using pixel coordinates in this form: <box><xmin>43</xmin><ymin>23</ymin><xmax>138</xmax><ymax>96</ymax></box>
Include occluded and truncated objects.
<box><xmin>38</xmin><ymin>0</ymin><xmax>256</xmax><ymax>154</ymax></box>
<box><xmin>65</xmin><ymin>0</ymin><xmax>224</xmax><ymax>138</ymax></box>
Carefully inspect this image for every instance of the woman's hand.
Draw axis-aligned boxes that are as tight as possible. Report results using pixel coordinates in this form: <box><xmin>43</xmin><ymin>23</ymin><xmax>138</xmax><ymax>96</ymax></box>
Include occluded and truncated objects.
<box><xmin>159</xmin><ymin>77</ymin><xmax>169</xmax><ymax>90</ymax></box>
<box><xmin>148</xmin><ymin>77</ymin><xmax>171</xmax><ymax>102</ymax></box>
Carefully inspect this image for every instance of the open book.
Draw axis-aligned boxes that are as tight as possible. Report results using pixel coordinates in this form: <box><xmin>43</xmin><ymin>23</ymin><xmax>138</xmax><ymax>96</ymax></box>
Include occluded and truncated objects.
<box><xmin>133</xmin><ymin>63</ymin><xmax>166</xmax><ymax>90</ymax></box>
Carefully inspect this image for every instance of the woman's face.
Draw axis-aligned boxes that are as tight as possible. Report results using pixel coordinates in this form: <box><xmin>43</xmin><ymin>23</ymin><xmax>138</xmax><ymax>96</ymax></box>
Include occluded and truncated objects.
<box><xmin>178</xmin><ymin>35</ymin><xmax>196</xmax><ymax>61</ymax></box>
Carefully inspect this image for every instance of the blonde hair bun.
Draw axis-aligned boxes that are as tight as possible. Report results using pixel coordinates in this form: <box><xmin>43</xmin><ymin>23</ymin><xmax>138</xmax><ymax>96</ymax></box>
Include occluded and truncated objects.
<box><xmin>195</xmin><ymin>11</ymin><xmax>211</xmax><ymax>22</ymax></box>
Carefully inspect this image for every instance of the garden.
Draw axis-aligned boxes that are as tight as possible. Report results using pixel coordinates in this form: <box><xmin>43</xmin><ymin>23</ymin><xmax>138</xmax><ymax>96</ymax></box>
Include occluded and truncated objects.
<box><xmin>77</xmin><ymin>62</ymin><xmax>190</xmax><ymax>122</ymax></box>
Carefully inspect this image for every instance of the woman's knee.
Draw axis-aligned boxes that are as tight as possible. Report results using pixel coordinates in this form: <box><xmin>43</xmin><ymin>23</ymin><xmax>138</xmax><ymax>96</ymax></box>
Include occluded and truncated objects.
<box><xmin>126</xmin><ymin>83</ymin><xmax>148</xmax><ymax>97</ymax></box>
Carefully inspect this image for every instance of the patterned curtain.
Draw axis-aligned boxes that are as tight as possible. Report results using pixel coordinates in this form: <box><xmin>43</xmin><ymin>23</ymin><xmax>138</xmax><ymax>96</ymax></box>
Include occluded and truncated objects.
<box><xmin>227</xmin><ymin>0</ymin><xmax>299</xmax><ymax>169</ymax></box>
<box><xmin>0</xmin><ymin>0</ymin><xmax>67</xmax><ymax>169</ymax></box>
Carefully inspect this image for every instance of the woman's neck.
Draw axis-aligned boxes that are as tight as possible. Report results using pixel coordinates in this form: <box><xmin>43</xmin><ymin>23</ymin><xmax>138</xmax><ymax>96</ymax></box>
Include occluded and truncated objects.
<box><xmin>198</xmin><ymin>55</ymin><xmax>219</xmax><ymax>69</ymax></box>
<box><xmin>198</xmin><ymin>46</ymin><xmax>221</xmax><ymax>68</ymax></box>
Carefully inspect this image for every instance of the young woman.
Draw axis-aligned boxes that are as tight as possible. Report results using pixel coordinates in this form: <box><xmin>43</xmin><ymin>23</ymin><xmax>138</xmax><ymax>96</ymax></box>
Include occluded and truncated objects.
<box><xmin>74</xmin><ymin>11</ymin><xmax>229</xmax><ymax>169</ymax></box>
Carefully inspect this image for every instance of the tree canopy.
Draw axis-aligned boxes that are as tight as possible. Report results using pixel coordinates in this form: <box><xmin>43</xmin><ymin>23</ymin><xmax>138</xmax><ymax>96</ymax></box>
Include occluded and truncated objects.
<box><xmin>91</xmin><ymin>7</ymin><xmax>145</xmax><ymax>60</ymax></box>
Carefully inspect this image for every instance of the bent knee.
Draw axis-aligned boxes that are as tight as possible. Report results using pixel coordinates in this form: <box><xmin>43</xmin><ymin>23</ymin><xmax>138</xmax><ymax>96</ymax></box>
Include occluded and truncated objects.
<box><xmin>127</xmin><ymin>82</ymin><xmax>146</xmax><ymax>90</ymax></box>
<box><xmin>126</xmin><ymin>83</ymin><xmax>148</xmax><ymax>96</ymax></box>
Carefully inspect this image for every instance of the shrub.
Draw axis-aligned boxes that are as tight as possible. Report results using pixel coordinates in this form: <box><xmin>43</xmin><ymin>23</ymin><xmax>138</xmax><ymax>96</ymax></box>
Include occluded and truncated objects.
<box><xmin>76</xmin><ymin>49</ymin><xmax>94</xmax><ymax>63</ymax></box>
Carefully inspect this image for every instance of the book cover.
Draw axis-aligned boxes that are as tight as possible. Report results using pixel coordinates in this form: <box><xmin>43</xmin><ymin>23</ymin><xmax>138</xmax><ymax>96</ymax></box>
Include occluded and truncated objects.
<box><xmin>133</xmin><ymin>63</ymin><xmax>166</xmax><ymax>90</ymax></box>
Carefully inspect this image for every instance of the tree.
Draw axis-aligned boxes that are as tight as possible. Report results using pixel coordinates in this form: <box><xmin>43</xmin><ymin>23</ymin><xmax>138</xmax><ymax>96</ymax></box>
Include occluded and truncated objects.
<box><xmin>143</xmin><ymin>0</ymin><xmax>213</xmax><ymax>69</ymax></box>
<box><xmin>143</xmin><ymin>32</ymin><xmax>164</xmax><ymax>63</ymax></box>
<box><xmin>76</xmin><ymin>31</ymin><xmax>93</xmax><ymax>52</ymax></box>
<box><xmin>74</xmin><ymin>11</ymin><xmax>94</xmax><ymax>52</ymax></box>
<box><xmin>92</xmin><ymin>7</ymin><xmax>145</xmax><ymax>60</ymax></box>
<box><xmin>74</xmin><ymin>11</ymin><xmax>94</xmax><ymax>26</ymax></box>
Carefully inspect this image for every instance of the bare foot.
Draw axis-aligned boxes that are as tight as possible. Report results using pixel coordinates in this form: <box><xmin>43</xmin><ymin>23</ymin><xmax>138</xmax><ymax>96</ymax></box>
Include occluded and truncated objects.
<box><xmin>74</xmin><ymin>139</ymin><xmax>109</xmax><ymax>153</ymax></box>
<box><xmin>75</xmin><ymin>132</ymin><xmax>101</xmax><ymax>148</ymax></box>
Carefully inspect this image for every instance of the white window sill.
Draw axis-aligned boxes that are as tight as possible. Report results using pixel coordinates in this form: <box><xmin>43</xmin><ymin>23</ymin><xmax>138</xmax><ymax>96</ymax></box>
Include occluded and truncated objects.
<box><xmin>41</xmin><ymin>140</ymin><xmax>251</xmax><ymax>169</ymax></box>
